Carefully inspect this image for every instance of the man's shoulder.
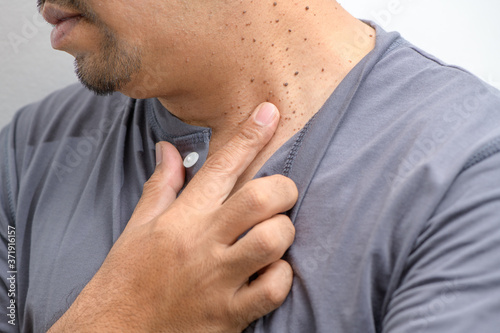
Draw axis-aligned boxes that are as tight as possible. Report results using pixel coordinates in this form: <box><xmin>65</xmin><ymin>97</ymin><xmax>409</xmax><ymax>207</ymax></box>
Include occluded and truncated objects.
<box><xmin>361</xmin><ymin>34</ymin><xmax>500</xmax><ymax>158</ymax></box>
<box><xmin>15</xmin><ymin>83</ymin><xmax>129</xmax><ymax>127</ymax></box>
<box><xmin>8</xmin><ymin>83</ymin><xmax>132</xmax><ymax>146</ymax></box>
<box><xmin>374</xmin><ymin>34</ymin><xmax>499</xmax><ymax>100</ymax></box>
<box><xmin>306</xmin><ymin>33</ymin><xmax>500</xmax><ymax>194</ymax></box>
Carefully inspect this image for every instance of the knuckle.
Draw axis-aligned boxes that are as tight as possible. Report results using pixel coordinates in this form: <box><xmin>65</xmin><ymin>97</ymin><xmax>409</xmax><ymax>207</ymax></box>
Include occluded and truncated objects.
<box><xmin>204</xmin><ymin>150</ymin><xmax>237</xmax><ymax>174</ymax></box>
<box><xmin>241</xmin><ymin>185</ymin><xmax>270</xmax><ymax>211</ymax></box>
<box><xmin>237</xmin><ymin>125</ymin><xmax>264</xmax><ymax>144</ymax></box>
<box><xmin>251</xmin><ymin>228</ymin><xmax>282</xmax><ymax>261</ymax></box>
<box><xmin>260</xmin><ymin>282</ymin><xmax>286</xmax><ymax>308</ymax></box>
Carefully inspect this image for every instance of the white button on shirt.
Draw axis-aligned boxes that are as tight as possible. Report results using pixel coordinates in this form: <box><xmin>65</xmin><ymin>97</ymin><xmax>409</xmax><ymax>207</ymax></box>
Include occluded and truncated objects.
<box><xmin>183</xmin><ymin>152</ymin><xmax>200</xmax><ymax>168</ymax></box>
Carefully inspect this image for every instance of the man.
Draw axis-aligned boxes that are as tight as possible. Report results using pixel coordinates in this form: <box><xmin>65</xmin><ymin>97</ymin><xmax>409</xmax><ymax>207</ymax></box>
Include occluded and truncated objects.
<box><xmin>2</xmin><ymin>0</ymin><xmax>500</xmax><ymax>332</ymax></box>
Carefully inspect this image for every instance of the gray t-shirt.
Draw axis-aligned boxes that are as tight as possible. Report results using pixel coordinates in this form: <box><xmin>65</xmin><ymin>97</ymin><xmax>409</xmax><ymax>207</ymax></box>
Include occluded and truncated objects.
<box><xmin>2</xmin><ymin>24</ymin><xmax>500</xmax><ymax>332</ymax></box>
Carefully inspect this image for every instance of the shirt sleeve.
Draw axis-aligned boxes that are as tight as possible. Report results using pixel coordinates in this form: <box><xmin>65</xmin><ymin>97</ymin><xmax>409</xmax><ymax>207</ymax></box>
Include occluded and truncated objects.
<box><xmin>0</xmin><ymin>123</ymin><xmax>20</xmax><ymax>333</ymax></box>
<box><xmin>382</xmin><ymin>147</ymin><xmax>500</xmax><ymax>332</ymax></box>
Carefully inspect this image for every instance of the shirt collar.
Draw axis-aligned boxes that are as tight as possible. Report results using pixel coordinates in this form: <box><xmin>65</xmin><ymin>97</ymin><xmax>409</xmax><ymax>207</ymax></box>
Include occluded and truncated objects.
<box><xmin>147</xmin><ymin>98</ymin><xmax>212</xmax><ymax>185</ymax></box>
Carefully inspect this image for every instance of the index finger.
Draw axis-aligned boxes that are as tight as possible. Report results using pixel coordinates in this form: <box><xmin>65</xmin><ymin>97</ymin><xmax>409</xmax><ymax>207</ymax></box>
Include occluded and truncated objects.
<box><xmin>180</xmin><ymin>102</ymin><xmax>280</xmax><ymax>208</ymax></box>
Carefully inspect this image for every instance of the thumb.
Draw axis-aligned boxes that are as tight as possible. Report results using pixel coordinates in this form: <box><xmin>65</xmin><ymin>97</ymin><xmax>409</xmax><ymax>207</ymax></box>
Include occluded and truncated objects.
<box><xmin>128</xmin><ymin>142</ymin><xmax>185</xmax><ymax>227</ymax></box>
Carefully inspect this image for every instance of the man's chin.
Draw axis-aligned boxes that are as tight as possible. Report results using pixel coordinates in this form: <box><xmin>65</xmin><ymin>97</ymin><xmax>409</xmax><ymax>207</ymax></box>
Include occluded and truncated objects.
<box><xmin>73</xmin><ymin>50</ymin><xmax>142</xmax><ymax>97</ymax></box>
<box><xmin>77</xmin><ymin>77</ymin><xmax>119</xmax><ymax>96</ymax></box>
<box><xmin>78</xmin><ymin>79</ymin><xmax>159</xmax><ymax>99</ymax></box>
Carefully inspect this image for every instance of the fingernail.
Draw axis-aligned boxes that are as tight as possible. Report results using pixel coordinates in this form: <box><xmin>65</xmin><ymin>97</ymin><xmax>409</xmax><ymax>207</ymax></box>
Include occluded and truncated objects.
<box><xmin>254</xmin><ymin>103</ymin><xmax>277</xmax><ymax>126</ymax></box>
<box><xmin>155</xmin><ymin>143</ymin><xmax>163</xmax><ymax>166</ymax></box>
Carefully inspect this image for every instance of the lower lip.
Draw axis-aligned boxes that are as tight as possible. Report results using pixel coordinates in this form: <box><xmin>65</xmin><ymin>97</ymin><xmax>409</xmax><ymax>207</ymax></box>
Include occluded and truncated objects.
<box><xmin>50</xmin><ymin>16</ymin><xmax>82</xmax><ymax>49</ymax></box>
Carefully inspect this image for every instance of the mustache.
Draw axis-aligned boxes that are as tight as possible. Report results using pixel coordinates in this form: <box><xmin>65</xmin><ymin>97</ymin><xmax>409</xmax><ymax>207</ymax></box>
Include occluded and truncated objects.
<box><xmin>38</xmin><ymin>0</ymin><xmax>81</xmax><ymax>9</ymax></box>
<box><xmin>37</xmin><ymin>0</ymin><xmax>44</xmax><ymax>11</ymax></box>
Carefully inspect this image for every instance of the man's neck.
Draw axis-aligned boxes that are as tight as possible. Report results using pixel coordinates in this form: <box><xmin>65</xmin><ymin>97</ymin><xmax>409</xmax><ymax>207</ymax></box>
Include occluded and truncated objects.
<box><xmin>156</xmin><ymin>2</ymin><xmax>375</xmax><ymax>189</ymax></box>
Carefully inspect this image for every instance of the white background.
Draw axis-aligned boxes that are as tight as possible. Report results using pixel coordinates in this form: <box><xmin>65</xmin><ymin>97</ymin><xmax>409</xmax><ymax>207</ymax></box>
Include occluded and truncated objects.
<box><xmin>1</xmin><ymin>0</ymin><xmax>499</xmax><ymax>129</ymax></box>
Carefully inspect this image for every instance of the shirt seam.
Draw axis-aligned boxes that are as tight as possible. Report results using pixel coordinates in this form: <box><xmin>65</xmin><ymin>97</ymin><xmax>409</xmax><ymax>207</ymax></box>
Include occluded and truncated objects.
<box><xmin>283</xmin><ymin>114</ymin><xmax>317</xmax><ymax>177</ymax></box>
<box><xmin>382</xmin><ymin>38</ymin><xmax>406</xmax><ymax>57</ymax></box>
<box><xmin>174</xmin><ymin>133</ymin><xmax>211</xmax><ymax>147</ymax></box>
<box><xmin>461</xmin><ymin>136</ymin><xmax>500</xmax><ymax>172</ymax></box>
<box><xmin>381</xmin><ymin>34</ymin><xmax>475</xmax><ymax>79</ymax></box>
<box><xmin>3</xmin><ymin>130</ymin><xmax>16</xmax><ymax>225</ymax></box>
<box><xmin>407</xmin><ymin>45</ymin><xmax>477</xmax><ymax>78</ymax></box>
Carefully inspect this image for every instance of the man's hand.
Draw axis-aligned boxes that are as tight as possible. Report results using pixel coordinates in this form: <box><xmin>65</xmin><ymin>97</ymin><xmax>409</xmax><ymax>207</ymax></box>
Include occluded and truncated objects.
<box><xmin>48</xmin><ymin>102</ymin><xmax>298</xmax><ymax>333</ymax></box>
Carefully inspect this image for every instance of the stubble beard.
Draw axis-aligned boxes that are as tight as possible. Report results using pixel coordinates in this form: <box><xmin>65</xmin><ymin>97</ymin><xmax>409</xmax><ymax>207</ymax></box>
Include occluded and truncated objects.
<box><xmin>39</xmin><ymin>0</ymin><xmax>142</xmax><ymax>95</ymax></box>
<box><xmin>74</xmin><ymin>28</ymin><xmax>142</xmax><ymax>96</ymax></box>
